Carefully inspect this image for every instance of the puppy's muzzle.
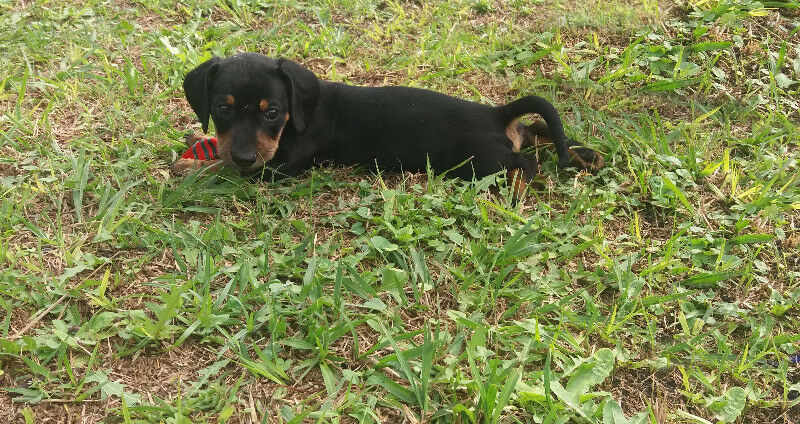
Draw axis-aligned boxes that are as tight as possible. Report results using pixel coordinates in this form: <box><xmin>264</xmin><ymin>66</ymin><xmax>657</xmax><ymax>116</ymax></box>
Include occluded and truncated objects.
<box><xmin>231</xmin><ymin>149</ymin><xmax>257</xmax><ymax>168</ymax></box>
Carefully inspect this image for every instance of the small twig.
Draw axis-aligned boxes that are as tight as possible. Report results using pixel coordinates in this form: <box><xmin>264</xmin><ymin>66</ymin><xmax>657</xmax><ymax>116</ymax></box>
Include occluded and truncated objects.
<box><xmin>40</xmin><ymin>398</ymin><xmax>102</xmax><ymax>404</ymax></box>
<box><xmin>10</xmin><ymin>291</ymin><xmax>70</xmax><ymax>340</ymax></box>
<box><xmin>248</xmin><ymin>388</ymin><xmax>258</xmax><ymax>423</ymax></box>
<box><xmin>367</xmin><ymin>356</ymin><xmax>402</xmax><ymax>379</ymax></box>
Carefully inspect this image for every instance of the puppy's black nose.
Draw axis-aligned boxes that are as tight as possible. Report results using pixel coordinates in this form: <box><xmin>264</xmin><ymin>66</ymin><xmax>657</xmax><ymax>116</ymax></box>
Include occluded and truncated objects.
<box><xmin>232</xmin><ymin>151</ymin><xmax>257</xmax><ymax>168</ymax></box>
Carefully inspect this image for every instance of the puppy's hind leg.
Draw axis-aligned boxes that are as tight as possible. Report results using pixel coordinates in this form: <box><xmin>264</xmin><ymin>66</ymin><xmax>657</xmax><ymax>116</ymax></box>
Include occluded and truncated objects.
<box><xmin>505</xmin><ymin>152</ymin><xmax>540</xmax><ymax>200</ymax></box>
<box><xmin>470</xmin><ymin>137</ymin><xmax>539</xmax><ymax>200</ymax></box>
<box><xmin>522</xmin><ymin>121</ymin><xmax>604</xmax><ymax>172</ymax></box>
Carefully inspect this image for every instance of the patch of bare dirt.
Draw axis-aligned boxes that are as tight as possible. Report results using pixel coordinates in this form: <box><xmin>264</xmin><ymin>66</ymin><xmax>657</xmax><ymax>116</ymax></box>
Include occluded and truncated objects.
<box><xmin>0</xmin><ymin>341</ymin><xmax>228</xmax><ymax>423</ymax></box>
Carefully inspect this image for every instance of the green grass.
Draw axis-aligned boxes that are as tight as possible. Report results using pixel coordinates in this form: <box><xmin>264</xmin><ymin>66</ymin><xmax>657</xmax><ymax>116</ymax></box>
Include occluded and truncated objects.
<box><xmin>1</xmin><ymin>0</ymin><xmax>799</xmax><ymax>422</ymax></box>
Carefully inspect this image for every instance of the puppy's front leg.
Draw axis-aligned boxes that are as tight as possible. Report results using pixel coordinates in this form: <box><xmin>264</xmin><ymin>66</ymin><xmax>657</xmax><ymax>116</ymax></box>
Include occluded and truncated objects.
<box><xmin>171</xmin><ymin>158</ymin><xmax>224</xmax><ymax>176</ymax></box>
<box><xmin>171</xmin><ymin>134</ymin><xmax>224</xmax><ymax>176</ymax></box>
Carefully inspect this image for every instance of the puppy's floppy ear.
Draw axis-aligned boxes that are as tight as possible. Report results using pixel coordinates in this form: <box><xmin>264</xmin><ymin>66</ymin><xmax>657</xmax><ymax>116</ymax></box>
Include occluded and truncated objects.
<box><xmin>277</xmin><ymin>58</ymin><xmax>319</xmax><ymax>133</ymax></box>
<box><xmin>183</xmin><ymin>57</ymin><xmax>221</xmax><ymax>133</ymax></box>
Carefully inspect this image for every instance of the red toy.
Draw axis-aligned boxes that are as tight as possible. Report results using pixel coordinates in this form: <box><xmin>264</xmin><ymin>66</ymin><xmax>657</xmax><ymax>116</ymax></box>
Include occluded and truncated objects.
<box><xmin>182</xmin><ymin>137</ymin><xmax>218</xmax><ymax>161</ymax></box>
<box><xmin>171</xmin><ymin>134</ymin><xmax>223</xmax><ymax>175</ymax></box>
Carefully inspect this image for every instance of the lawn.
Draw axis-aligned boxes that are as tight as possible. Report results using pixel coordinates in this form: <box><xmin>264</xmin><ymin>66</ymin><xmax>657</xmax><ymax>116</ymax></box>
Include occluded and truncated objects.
<box><xmin>1</xmin><ymin>0</ymin><xmax>799</xmax><ymax>422</ymax></box>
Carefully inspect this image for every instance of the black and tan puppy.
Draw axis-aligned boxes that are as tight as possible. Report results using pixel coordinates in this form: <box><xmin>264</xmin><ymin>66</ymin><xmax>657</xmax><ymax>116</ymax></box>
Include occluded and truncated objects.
<box><xmin>180</xmin><ymin>52</ymin><xmax>603</xmax><ymax>194</ymax></box>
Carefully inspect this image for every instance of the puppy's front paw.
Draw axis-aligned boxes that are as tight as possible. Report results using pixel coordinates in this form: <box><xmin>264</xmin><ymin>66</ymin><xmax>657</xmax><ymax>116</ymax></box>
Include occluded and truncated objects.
<box><xmin>183</xmin><ymin>132</ymin><xmax>207</xmax><ymax>147</ymax></box>
<box><xmin>171</xmin><ymin>158</ymin><xmax>223</xmax><ymax>176</ymax></box>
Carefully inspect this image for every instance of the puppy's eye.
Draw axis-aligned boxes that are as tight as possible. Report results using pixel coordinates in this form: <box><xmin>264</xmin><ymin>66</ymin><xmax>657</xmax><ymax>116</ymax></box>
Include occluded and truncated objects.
<box><xmin>264</xmin><ymin>108</ymin><xmax>279</xmax><ymax>121</ymax></box>
<box><xmin>216</xmin><ymin>104</ymin><xmax>233</xmax><ymax>118</ymax></box>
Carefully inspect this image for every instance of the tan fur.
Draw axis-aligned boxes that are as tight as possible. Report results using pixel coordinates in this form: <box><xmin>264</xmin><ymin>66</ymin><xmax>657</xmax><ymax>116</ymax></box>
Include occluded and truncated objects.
<box><xmin>524</xmin><ymin>121</ymin><xmax>550</xmax><ymax>148</ymax></box>
<box><xmin>215</xmin><ymin>113</ymin><xmax>290</xmax><ymax>171</ymax></box>
<box><xmin>505</xmin><ymin>120</ymin><xmax>526</xmax><ymax>152</ymax></box>
<box><xmin>568</xmin><ymin>150</ymin><xmax>590</xmax><ymax>169</ymax></box>
<box><xmin>171</xmin><ymin>158</ymin><xmax>224</xmax><ymax>176</ymax></box>
<box><xmin>589</xmin><ymin>154</ymin><xmax>604</xmax><ymax>171</ymax></box>
<box><xmin>184</xmin><ymin>132</ymin><xmax>206</xmax><ymax>147</ymax></box>
<box><xmin>216</xmin><ymin>130</ymin><xmax>234</xmax><ymax>166</ymax></box>
<box><xmin>513</xmin><ymin>120</ymin><xmax>605</xmax><ymax>172</ymax></box>
<box><xmin>253</xmin><ymin>113</ymin><xmax>289</xmax><ymax>167</ymax></box>
<box><xmin>225</xmin><ymin>95</ymin><xmax>235</xmax><ymax>105</ymax></box>
<box><xmin>259</xmin><ymin>99</ymin><xmax>269</xmax><ymax>111</ymax></box>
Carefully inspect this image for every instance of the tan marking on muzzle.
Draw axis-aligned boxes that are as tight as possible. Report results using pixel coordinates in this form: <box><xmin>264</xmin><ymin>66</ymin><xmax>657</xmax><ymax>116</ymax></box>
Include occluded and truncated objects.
<box><xmin>252</xmin><ymin>113</ymin><xmax>290</xmax><ymax>168</ymax></box>
<box><xmin>215</xmin><ymin>130</ymin><xmax>234</xmax><ymax>166</ymax></box>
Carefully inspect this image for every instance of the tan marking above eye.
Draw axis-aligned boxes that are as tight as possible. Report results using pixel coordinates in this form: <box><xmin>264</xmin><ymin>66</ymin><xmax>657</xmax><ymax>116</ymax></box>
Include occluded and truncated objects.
<box><xmin>259</xmin><ymin>100</ymin><xmax>269</xmax><ymax>111</ymax></box>
<box><xmin>225</xmin><ymin>95</ymin><xmax>235</xmax><ymax>106</ymax></box>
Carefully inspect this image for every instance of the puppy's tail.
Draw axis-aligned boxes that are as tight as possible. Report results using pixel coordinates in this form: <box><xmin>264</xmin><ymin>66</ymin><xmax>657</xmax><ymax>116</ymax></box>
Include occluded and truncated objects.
<box><xmin>496</xmin><ymin>96</ymin><xmax>571</xmax><ymax>169</ymax></box>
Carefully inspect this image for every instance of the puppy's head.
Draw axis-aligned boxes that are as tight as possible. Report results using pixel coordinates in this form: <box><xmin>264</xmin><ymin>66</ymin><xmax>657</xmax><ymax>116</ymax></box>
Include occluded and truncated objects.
<box><xmin>183</xmin><ymin>53</ymin><xmax>319</xmax><ymax>172</ymax></box>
